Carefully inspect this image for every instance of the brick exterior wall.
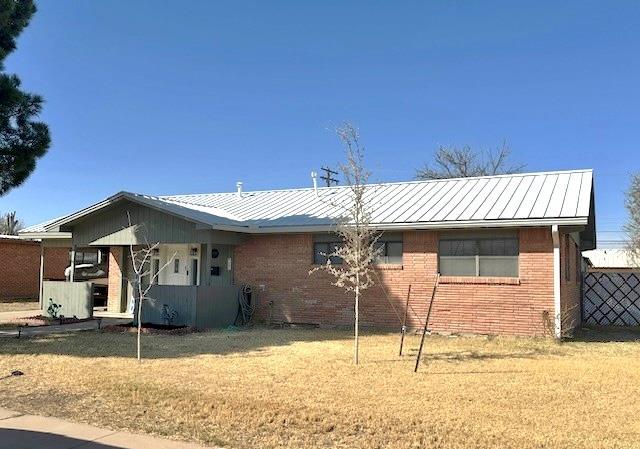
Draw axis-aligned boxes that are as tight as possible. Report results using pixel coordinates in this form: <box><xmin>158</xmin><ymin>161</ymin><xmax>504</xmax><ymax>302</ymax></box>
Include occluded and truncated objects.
<box><xmin>107</xmin><ymin>246</ymin><xmax>125</xmax><ymax>313</ymax></box>
<box><xmin>560</xmin><ymin>233</ymin><xmax>582</xmax><ymax>335</ymax></box>
<box><xmin>44</xmin><ymin>247</ymin><xmax>71</xmax><ymax>281</ymax></box>
<box><xmin>234</xmin><ymin>227</ymin><xmax>565</xmax><ymax>337</ymax></box>
<box><xmin>0</xmin><ymin>239</ymin><xmax>69</xmax><ymax>300</ymax></box>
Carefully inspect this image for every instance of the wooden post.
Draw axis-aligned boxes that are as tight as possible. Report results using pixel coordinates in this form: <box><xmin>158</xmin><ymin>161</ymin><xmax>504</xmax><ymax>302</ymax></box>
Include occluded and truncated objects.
<box><xmin>38</xmin><ymin>244</ymin><xmax>45</xmax><ymax>310</ymax></box>
<box><xmin>414</xmin><ymin>274</ymin><xmax>439</xmax><ymax>373</ymax></box>
<box><xmin>398</xmin><ymin>284</ymin><xmax>412</xmax><ymax>356</ymax></box>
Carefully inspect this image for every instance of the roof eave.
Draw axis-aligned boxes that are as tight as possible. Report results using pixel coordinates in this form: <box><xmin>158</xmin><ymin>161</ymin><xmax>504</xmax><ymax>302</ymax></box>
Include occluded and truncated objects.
<box><xmin>241</xmin><ymin>217</ymin><xmax>590</xmax><ymax>234</ymax></box>
<box><xmin>17</xmin><ymin>232</ymin><xmax>72</xmax><ymax>240</ymax></box>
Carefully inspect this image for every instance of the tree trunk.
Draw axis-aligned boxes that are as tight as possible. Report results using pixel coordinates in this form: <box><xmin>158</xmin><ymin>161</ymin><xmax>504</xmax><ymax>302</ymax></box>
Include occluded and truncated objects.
<box><xmin>137</xmin><ymin>283</ymin><xmax>143</xmax><ymax>363</ymax></box>
<box><xmin>354</xmin><ymin>284</ymin><xmax>359</xmax><ymax>365</ymax></box>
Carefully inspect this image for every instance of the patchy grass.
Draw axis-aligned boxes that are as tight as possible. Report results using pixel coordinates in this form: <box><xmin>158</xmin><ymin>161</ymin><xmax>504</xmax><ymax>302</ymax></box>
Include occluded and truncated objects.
<box><xmin>0</xmin><ymin>299</ymin><xmax>39</xmax><ymax>313</ymax></box>
<box><xmin>0</xmin><ymin>327</ymin><xmax>639</xmax><ymax>448</ymax></box>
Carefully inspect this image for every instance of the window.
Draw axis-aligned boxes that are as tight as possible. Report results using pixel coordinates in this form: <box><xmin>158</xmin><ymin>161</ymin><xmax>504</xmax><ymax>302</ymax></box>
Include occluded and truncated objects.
<box><xmin>174</xmin><ymin>258</ymin><xmax>180</xmax><ymax>273</ymax></box>
<box><xmin>374</xmin><ymin>236</ymin><xmax>403</xmax><ymax>264</ymax></box>
<box><xmin>439</xmin><ymin>236</ymin><xmax>519</xmax><ymax>277</ymax></box>
<box><xmin>313</xmin><ymin>241</ymin><xmax>343</xmax><ymax>264</ymax></box>
<box><xmin>71</xmin><ymin>249</ymin><xmax>101</xmax><ymax>265</ymax></box>
<box><xmin>151</xmin><ymin>258</ymin><xmax>160</xmax><ymax>284</ymax></box>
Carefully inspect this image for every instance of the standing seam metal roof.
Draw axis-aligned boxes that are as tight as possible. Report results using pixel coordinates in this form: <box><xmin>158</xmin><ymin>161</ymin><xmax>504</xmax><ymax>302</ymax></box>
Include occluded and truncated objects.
<box><xmin>20</xmin><ymin>169</ymin><xmax>594</xmax><ymax>234</ymax></box>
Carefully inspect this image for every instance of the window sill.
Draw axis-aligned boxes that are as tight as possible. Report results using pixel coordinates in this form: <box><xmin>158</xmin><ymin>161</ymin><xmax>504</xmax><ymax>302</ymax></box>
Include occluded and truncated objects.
<box><xmin>374</xmin><ymin>264</ymin><xmax>403</xmax><ymax>271</ymax></box>
<box><xmin>439</xmin><ymin>276</ymin><xmax>520</xmax><ymax>285</ymax></box>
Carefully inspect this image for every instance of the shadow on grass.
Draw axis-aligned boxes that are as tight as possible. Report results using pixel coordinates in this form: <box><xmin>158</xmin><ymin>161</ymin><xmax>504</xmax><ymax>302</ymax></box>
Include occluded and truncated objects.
<box><xmin>572</xmin><ymin>326</ymin><xmax>640</xmax><ymax>343</ymax></box>
<box><xmin>0</xmin><ymin>326</ymin><xmax>363</xmax><ymax>360</ymax></box>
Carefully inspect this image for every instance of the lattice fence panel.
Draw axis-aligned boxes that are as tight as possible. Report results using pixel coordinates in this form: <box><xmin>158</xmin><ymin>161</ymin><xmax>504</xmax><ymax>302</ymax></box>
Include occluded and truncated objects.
<box><xmin>583</xmin><ymin>272</ymin><xmax>640</xmax><ymax>326</ymax></box>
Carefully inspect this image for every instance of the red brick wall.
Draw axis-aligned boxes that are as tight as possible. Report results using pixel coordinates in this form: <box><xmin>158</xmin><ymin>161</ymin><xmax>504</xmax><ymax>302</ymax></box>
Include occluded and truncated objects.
<box><xmin>0</xmin><ymin>240</ymin><xmax>69</xmax><ymax>300</ymax></box>
<box><xmin>107</xmin><ymin>246</ymin><xmax>124</xmax><ymax>312</ymax></box>
<box><xmin>234</xmin><ymin>227</ymin><xmax>558</xmax><ymax>336</ymax></box>
<box><xmin>560</xmin><ymin>234</ymin><xmax>582</xmax><ymax>335</ymax></box>
<box><xmin>44</xmin><ymin>247</ymin><xmax>70</xmax><ymax>281</ymax></box>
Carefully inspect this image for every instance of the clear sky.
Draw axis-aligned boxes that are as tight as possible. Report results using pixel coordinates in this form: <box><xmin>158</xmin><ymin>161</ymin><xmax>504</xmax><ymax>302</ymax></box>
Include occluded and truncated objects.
<box><xmin>2</xmin><ymin>1</ymin><xmax>638</xmax><ymax>246</ymax></box>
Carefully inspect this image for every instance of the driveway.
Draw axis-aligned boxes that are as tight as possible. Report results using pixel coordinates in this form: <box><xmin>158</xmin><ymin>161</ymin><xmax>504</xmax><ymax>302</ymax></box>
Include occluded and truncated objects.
<box><xmin>0</xmin><ymin>408</ymin><xmax>219</xmax><ymax>449</ymax></box>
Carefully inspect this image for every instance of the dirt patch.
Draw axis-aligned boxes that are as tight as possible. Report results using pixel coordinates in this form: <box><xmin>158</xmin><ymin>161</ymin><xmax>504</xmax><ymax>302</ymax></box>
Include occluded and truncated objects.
<box><xmin>1</xmin><ymin>315</ymin><xmax>93</xmax><ymax>328</ymax></box>
<box><xmin>102</xmin><ymin>323</ymin><xmax>197</xmax><ymax>335</ymax></box>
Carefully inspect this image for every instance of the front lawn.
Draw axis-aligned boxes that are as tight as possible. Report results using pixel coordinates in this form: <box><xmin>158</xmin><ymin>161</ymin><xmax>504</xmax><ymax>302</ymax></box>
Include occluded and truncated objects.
<box><xmin>0</xmin><ymin>328</ymin><xmax>638</xmax><ymax>449</ymax></box>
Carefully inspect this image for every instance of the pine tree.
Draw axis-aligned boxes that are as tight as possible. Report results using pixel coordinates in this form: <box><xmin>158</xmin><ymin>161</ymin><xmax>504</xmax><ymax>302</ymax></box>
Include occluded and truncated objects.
<box><xmin>0</xmin><ymin>0</ymin><xmax>50</xmax><ymax>196</ymax></box>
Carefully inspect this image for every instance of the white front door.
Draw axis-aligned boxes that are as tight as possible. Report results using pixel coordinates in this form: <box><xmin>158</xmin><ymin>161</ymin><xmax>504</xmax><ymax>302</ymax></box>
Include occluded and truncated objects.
<box><xmin>162</xmin><ymin>245</ymin><xmax>189</xmax><ymax>285</ymax></box>
<box><xmin>160</xmin><ymin>244</ymin><xmax>200</xmax><ymax>286</ymax></box>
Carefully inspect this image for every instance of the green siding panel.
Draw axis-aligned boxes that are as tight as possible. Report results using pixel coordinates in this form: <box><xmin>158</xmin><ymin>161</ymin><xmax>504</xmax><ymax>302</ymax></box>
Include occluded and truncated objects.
<box><xmin>42</xmin><ymin>281</ymin><xmax>93</xmax><ymax>319</ymax></box>
<box><xmin>70</xmin><ymin>200</ymin><xmax>245</xmax><ymax>246</ymax></box>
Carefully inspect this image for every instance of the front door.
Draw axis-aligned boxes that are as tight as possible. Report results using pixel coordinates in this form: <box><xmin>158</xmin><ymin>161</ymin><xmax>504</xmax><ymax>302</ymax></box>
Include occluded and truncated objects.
<box><xmin>163</xmin><ymin>245</ymin><xmax>190</xmax><ymax>285</ymax></box>
<box><xmin>160</xmin><ymin>244</ymin><xmax>200</xmax><ymax>286</ymax></box>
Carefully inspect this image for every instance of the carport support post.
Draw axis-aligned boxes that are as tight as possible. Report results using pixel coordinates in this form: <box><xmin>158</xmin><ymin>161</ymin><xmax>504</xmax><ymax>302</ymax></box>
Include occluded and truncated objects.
<box><xmin>69</xmin><ymin>245</ymin><xmax>76</xmax><ymax>282</ymax></box>
<box><xmin>552</xmin><ymin>225</ymin><xmax>562</xmax><ymax>339</ymax></box>
<box><xmin>38</xmin><ymin>244</ymin><xmax>45</xmax><ymax>309</ymax></box>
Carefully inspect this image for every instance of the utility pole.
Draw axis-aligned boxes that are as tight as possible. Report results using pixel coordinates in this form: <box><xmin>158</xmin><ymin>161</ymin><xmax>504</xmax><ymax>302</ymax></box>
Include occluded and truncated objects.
<box><xmin>320</xmin><ymin>166</ymin><xmax>339</xmax><ymax>187</ymax></box>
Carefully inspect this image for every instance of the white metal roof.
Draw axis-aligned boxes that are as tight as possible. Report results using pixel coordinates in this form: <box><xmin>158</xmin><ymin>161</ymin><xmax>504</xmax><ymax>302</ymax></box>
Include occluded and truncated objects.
<box><xmin>161</xmin><ymin>169</ymin><xmax>594</xmax><ymax>230</ymax></box>
<box><xmin>583</xmin><ymin>249</ymin><xmax>638</xmax><ymax>269</ymax></box>
<box><xmin>20</xmin><ymin>169</ymin><xmax>595</xmax><ymax>236</ymax></box>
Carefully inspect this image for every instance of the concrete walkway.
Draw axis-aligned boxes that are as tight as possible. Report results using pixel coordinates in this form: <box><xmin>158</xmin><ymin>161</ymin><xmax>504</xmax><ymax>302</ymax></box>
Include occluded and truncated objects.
<box><xmin>0</xmin><ymin>318</ymin><xmax>131</xmax><ymax>338</ymax></box>
<box><xmin>0</xmin><ymin>309</ymin><xmax>41</xmax><ymax>322</ymax></box>
<box><xmin>0</xmin><ymin>408</ymin><xmax>220</xmax><ymax>448</ymax></box>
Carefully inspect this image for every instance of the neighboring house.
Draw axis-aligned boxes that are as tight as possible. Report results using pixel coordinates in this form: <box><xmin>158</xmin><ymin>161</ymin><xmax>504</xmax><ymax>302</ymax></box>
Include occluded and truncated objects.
<box><xmin>583</xmin><ymin>249</ymin><xmax>638</xmax><ymax>272</ymax></box>
<box><xmin>18</xmin><ymin>169</ymin><xmax>596</xmax><ymax>337</ymax></box>
<box><xmin>0</xmin><ymin>235</ymin><xmax>68</xmax><ymax>301</ymax></box>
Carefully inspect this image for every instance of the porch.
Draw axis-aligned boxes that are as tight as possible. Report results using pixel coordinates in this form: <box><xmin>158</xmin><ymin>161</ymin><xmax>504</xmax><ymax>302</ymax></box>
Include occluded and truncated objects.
<box><xmin>39</xmin><ymin>242</ymin><xmax>241</xmax><ymax>327</ymax></box>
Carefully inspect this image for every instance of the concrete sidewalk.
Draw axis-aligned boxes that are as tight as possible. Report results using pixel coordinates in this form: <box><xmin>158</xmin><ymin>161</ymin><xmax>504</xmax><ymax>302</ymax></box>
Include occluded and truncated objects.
<box><xmin>0</xmin><ymin>408</ymin><xmax>220</xmax><ymax>448</ymax></box>
<box><xmin>0</xmin><ymin>309</ymin><xmax>41</xmax><ymax>322</ymax></box>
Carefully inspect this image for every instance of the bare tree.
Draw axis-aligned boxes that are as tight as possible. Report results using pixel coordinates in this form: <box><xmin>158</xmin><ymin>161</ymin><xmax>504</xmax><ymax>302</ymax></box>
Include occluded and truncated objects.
<box><xmin>625</xmin><ymin>173</ymin><xmax>640</xmax><ymax>267</ymax></box>
<box><xmin>0</xmin><ymin>211</ymin><xmax>22</xmax><ymax>235</ymax></box>
<box><xmin>416</xmin><ymin>142</ymin><xmax>524</xmax><ymax>180</ymax></box>
<box><xmin>126</xmin><ymin>214</ymin><xmax>176</xmax><ymax>362</ymax></box>
<box><xmin>310</xmin><ymin>122</ymin><xmax>381</xmax><ymax>365</ymax></box>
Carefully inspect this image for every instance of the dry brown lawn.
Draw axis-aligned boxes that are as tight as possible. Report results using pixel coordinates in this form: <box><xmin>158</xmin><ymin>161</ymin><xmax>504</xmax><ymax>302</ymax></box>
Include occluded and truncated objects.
<box><xmin>0</xmin><ymin>299</ymin><xmax>39</xmax><ymax>313</ymax></box>
<box><xmin>0</xmin><ymin>327</ymin><xmax>639</xmax><ymax>449</ymax></box>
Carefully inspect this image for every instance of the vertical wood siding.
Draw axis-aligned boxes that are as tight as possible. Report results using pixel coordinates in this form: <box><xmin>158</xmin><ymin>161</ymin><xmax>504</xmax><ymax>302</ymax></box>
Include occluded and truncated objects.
<box><xmin>42</xmin><ymin>281</ymin><xmax>93</xmax><ymax>319</ymax></box>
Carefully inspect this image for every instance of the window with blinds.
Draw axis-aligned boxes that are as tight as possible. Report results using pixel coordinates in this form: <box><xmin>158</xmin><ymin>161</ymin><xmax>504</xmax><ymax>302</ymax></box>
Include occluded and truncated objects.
<box><xmin>439</xmin><ymin>236</ymin><xmax>519</xmax><ymax>277</ymax></box>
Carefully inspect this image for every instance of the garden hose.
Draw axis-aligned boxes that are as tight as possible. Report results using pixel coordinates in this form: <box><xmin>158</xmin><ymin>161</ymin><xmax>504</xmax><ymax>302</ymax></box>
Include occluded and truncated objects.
<box><xmin>235</xmin><ymin>284</ymin><xmax>256</xmax><ymax>326</ymax></box>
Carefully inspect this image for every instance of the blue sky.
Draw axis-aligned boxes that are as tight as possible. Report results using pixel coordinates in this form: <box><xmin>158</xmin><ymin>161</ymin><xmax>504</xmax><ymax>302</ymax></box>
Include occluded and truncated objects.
<box><xmin>2</xmin><ymin>1</ymin><xmax>638</xmax><ymax>245</ymax></box>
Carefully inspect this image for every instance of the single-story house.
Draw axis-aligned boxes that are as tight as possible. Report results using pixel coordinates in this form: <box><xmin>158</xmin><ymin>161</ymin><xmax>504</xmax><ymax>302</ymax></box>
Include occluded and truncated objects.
<box><xmin>19</xmin><ymin>169</ymin><xmax>596</xmax><ymax>337</ymax></box>
<box><xmin>0</xmin><ymin>235</ymin><xmax>68</xmax><ymax>301</ymax></box>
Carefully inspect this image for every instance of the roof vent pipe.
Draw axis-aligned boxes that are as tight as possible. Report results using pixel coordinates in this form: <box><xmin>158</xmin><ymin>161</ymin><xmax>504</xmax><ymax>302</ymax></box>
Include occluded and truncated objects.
<box><xmin>311</xmin><ymin>171</ymin><xmax>318</xmax><ymax>196</ymax></box>
<box><xmin>236</xmin><ymin>181</ymin><xmax>243</xmax><ymax>198</ymax></box>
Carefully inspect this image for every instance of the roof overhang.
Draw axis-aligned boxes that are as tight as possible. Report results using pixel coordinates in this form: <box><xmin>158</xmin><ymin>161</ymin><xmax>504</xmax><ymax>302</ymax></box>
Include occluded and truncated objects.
<box><xmin>234</xmin><ymin>216</ymin><xmax>590</xmax><ymax>234</ymax></box>
<box><xmin>18</xmin><ymin>232</ymin><xmax>72</xmax><ymax>240</ymax></box>
<box><xmin>42</xmin><ymin>191</ymin><xmax>244</xmax><ymax>232</ymax></box>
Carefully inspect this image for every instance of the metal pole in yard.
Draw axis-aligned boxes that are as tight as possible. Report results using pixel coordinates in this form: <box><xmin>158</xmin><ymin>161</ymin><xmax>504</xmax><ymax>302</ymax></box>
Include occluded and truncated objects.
<box><xmin>399</xmin><ymin>284</ymin><xmax>412</xmax><ymax>356</ymax></box>
<box><xmin>414</xmin><ymin>274</ymin><xmax>439</xmax><ymax>373</ymax></box>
